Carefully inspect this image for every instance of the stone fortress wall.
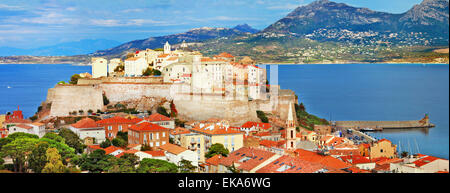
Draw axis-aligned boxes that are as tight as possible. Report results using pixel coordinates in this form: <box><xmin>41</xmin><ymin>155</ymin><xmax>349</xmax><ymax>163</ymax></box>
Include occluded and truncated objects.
<box><xmin>46</xmin><ymin>84</ymin><xmax>104</xmax><ymax>116</ymax></box>
<box><xmin>44</xmin><ymin>78</ymin><xmax>297</xmax><ymax>126</ymax></box>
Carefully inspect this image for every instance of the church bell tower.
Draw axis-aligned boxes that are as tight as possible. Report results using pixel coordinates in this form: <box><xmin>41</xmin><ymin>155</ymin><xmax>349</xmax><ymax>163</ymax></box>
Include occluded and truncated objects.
<box><xmin>286</xmin><ymin>102</ymin><xmax>297</xmax><ymax>150</ymax></box>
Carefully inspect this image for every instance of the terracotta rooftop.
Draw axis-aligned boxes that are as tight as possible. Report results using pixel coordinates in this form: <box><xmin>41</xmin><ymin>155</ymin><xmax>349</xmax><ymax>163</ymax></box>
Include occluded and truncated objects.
<box><xmin>219</xmin><ymin>147</ymin><xmax>276</xmax><ymax>171</ymax></box>
<box><xmin>125</xmin><ymin>57</ymin><xmax>142</xmax><ymax>61</ymax></box>
<box><xmin>129</xmin><ymin>122</ymin><xmax>168</xmax><ymax>132</ymax></box>
<box><xmin>96</xmin><ymin>116</ymin><xmax>135</xmax><ymax>125</ymax></box>
<box><xmin>143</xmin><ymin>150</ymin><xmax>165</xmax><ymax>157</ymax></box>
<box><xmin>103</xmin><ymin>146</ymin><xmax>124</xmax><ymax>155</ymax></box>
<box><xmin>256</xmin><ymin>155</ymin><xmax>326</xmax><ymax>173</ymax></box>
<box><xmin>340</xmin><ymin>155</ymin><xmax>371</xmax><ymax>165</ymax></box>
<box><xmin>71</xmin><ymin>118</ymin><xmax>100</xmax><ymax>129</ymax></box>
<box><xmin>241</xmin><ymin>121</ymin><xmax>271</xmax><ymax>130</ymax></box>
<box><xmin>15</xmin><ymin>124</ymin><xmax>33</xmax><ymax>130</ymax></box>
<box><xmin>3</xmin><ymin>118</ymin><xmax>31</xmax><ymax>124</ymax></box>
<box><xmin>191</xmin><ymin>123</ymin><xmax>243</xmax><ymax>135</ymax></box>
<box><xmin>145</xmin><ymin>113</ymin><xmax>171</xmax><ymax>122</ymax></box>
<box><xmin>294</xmin><ymin>149</ymin><xmax>352</xmax><ymax>170</ymax></box>
<box><xmin>206</xmin><ymin>154</ymin><xmax>222</xmax><ymax>166</ymax></box>
<box><xmin>159</xmin><ymin>143</ymin><xmax>187</xmax><ymax>155</ymax></box>
<box><xmin>413</xmin><ymin>155</ymin><xmax>445</xmax><ymax>167</ymax></box>
<box><xmin>170</xmin><ymin>127</ymin><xmax>191</xmax><ymax>135</ymax></box>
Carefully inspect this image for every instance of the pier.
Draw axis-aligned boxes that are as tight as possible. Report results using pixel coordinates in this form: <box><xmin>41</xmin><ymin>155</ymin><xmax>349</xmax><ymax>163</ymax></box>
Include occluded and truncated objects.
<box><xmin>333</xmin><ymin>114</ymin><xmax>434</xmax><ymax>131</ymax></box>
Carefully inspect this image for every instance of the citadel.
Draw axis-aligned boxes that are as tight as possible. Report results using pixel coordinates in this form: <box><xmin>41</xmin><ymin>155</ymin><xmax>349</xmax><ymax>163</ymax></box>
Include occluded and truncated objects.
<box><xmin>43</xmin><ymin>41</ymin><xmax>297</xmax><ymax>126</ymax></box>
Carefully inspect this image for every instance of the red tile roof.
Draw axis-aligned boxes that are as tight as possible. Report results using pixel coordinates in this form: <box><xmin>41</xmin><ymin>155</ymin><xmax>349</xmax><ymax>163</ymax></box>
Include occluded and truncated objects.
<box><xmin>259</xmin><ymin>140</ymin><xmax>278</xmax><ymax>148</ymax></box>
<box><xmin>96</xmin><ymin>116</ymin><xmax>135</xmax><ymax>125</ymax></box>
<box><xmin>143</xmin><ymin>150</ymin><xmax>165</xmax><ymax>157</ymax></box>
<box><xmin>412</xmin><ymin>155</ymin><xmax>444</xmax><ymax>167</ymax></box>
<box><xmin>295</xmin><ymin>149</ymin><xmax>352</xmax><ymax>170</ymax></box>
<box><xmin>377</xmin><ymin>139</ymin><xmax>392</xmax><ymax>144</ymax></box>
<box><xmin>256</xmin><ymin>155</ymin><xmax>326</xmax><ymax>173</ymax></box>
<box><xmin>145</xmin><ymin>113</ymin><xmax>171</xmax><ymax>122</ymax></box>
<box><xmin>340</xmin><ymin>155</ymin><xmax>371</xmax><ymax>165</ymax></box>
<box><xmin>219</xmin><ymin>147</ymin><xmax>276</xmax><ymax>171</ymax></box>
<box><xmin>347</xmin><ymin>166</ymin><xmax>371</xmax><ymax>173</ymax></box>
<box><xmin>170</xmin><ymin>127</ymin><xmax>191</xmax><ymax>135</ymax></box>
<box><xmin>206</xmin><ymin>154</ymin><xmax>222</xmax><ymax>166</ymax></box>
<box><xmin>241</xmin><ymin>121</ymin><xmax>271</xmax><ymax>130</ymax></box>
<box><xmin>191</xmin><ymin>123</ymin><xmax>243</xmax><ymax>135</ymax></box>
<box><xmin>129</xmin><ymin>122</ymin><xmax>168</xmax><ymax>132</ymax></box>
<box><xmin>159</xmin><ymin>143</ymin><xmax>187</xmax><ymax>155</ymax></box>
<box><xmin>15</xmin><ymin>124</ymin><xmax>33</xmax><ymax>130</ymax></box>
<box><xmin>71</xmin><ymin>118</ymin><xmax>99</xmax><ymax>129</ymax></box>
<box><xmin>103</xmin><ymin>146</ymin><xmax>124</xmax><ymax>155</ymax></box>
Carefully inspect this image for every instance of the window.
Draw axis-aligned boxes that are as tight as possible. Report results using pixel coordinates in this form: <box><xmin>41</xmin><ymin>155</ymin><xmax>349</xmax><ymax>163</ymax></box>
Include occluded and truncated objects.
<box><xmin>150</xmin><ymin>142</ymin><xmax>153</xmax><ymax>147</ymax></box>
<box><xmin>118</xmin><ymin>125</ymin><xmax>122</xmax><ymax>131</ymax></box>
<box><xmin>108</xmin><ymin>126</ymin><xmax>112</xmax><ymax>131</ymax></box>
<box><xmin>156</xmin><ymin>142</ymin><xmax>160</xmax><ymax>146</ymax></box>
<box><xmin>162</xmin><ymin>141</ymin><xmax>166</xmax><ymax>145</ymax></box>
<box><xmin>162</xmin><ymin>132</ymin><xmax>166</xmax><ymax>137</ymax></box>
<box><xmin>156</xmin><ymin>132</ymin><xmax>159</xmax><ymax>139</ymax></box>
<box><xmin>150</xmin><ymin>133</ymin><xmax>153</xmax><ymax>140</ymax></box>
<box><xmin>144</xmin><ymin>133</ymin><xmax>146</xmax><ymax>139</ymax></box>
<box><xmin>380</xmin><ymin>149</ymin><xmax>384</xmax><ymax>153</ymax></box>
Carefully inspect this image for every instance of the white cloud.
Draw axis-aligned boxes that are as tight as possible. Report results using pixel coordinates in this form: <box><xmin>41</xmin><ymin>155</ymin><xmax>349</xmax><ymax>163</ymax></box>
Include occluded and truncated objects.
<box><xmin>90</xmin><ymin>19</ymin><xmax>173</xmax><ymax>27</ymax></box>
<box><xmin>21</xmin><ymin>12</ymin><xmax>80</xmax><ymax>25</ymax></box>
<box><xmin>121</xmin><ymin>8</ymin><xmax>145</xmax><ymax>13</ymax></box>
<box><xmin>267</xmin><ymin>3</ymin><xmax>301</xmax><ymax>10</ymax></box>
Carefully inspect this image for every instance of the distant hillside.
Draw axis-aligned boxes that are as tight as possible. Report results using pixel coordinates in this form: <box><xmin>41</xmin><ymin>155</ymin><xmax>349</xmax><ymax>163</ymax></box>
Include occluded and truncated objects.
<box><xmin>262</xmin><ymin>0</ymin><xmax>449</xmax><ymax>46</ymax></box>
<box><xmin>93</xmin><ymin>24</ymin><xmax>257</xmax><ymax>57</ymax></box>
<box><xmin>0</xmin><ymin>39</ymin><xmax>122</xmax><ymax>56</ymax></box>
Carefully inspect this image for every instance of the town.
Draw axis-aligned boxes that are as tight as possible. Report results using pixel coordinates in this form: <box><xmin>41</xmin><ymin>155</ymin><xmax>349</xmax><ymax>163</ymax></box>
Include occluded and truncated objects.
<box><xmin>0</xmin><ymin>41</ymin><xmax>448</xmax><ymax>173</ymax></box>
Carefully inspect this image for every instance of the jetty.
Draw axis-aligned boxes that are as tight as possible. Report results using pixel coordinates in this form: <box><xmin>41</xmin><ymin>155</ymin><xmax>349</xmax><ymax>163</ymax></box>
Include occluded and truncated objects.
<box><xmin>333</xmin><ymin>114</ymin><xmax>434</xmax><ymax>131</ymax></box>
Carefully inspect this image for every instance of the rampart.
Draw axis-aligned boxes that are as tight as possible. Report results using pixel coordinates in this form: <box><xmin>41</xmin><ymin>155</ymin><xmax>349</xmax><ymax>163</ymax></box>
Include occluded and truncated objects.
<box><xmin>44</xmin><ymin>79</ymin><xmax>298</xmax><ymax>125</ymax></box>
<box><xmin>46</xmin><ymin>84</ymin><xmax>104</xmax><ymax>116</ymax></box>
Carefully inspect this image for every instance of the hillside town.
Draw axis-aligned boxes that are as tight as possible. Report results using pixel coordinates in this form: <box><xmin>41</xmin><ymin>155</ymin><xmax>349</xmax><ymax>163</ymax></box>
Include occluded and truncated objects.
<box><xmin>0</xmin><ymin>42</ymin><xmax>448</xmax><ymax>174</ymax></box>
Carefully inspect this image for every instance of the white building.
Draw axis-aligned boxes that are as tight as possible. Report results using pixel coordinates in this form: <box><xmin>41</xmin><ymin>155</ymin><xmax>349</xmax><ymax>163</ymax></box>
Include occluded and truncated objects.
<box><xmin>108</xmin><ymin>58</ymin><xmax>121</xmax><ymax>73</ymax></box>
<box><xmin>69</xmin><ymin>118</ymin><xmax>106</xmax><ymax>145</ymax></box>
<box><xmin>159</xmin><ymin>143</ymin><xmax>199</xmax><ymax>167</ymax></box>
<box><xmin>124</xmin><ymin>57</ymin><xmax>147</xmax><ymax>77</ymax></box>
<box><xmin>91</xmin><ymin>57</ymin><xmax>108</xmax><ymax>78</ymax></box>
<box><xmin>6</xmin><ymin>122</ymin><xmax>46</xmax><ymax>138</ymax></box>
<box><xmin>390</xmin><ymin>154</ymin><xmax>449</xmax><ymax>173</ymax></box>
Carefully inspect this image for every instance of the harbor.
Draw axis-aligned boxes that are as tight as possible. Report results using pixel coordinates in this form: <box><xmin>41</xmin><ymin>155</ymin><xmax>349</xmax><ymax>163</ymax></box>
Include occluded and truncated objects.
<box><xmin>332</xmin><ymin>114</ymin><xmax>435</xmax><ymax>132</ymax></box>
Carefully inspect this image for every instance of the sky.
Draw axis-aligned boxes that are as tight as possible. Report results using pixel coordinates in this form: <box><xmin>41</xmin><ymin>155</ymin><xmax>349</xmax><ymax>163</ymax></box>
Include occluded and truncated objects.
<box><xmin>0</xmin><ymin>0</ymin><xmax>424</xmax><ymax>49</ymax></box>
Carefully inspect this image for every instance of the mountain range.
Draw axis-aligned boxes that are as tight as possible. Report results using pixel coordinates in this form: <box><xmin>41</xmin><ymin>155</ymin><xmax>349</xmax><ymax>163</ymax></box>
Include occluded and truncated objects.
<box><xmin>0</xmin><ymin>0</ymin><xmax>448</xmax><ymax>64</ymax></box>
<box><xmin>92</xmin><ymin>24</ymin><xmax>259</xmax><ymax>57</ymax></box>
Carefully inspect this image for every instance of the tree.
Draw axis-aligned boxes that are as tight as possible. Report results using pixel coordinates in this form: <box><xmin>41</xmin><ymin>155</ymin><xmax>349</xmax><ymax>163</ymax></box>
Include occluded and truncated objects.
<box><xmin>57</xmin><ymin>81</ymin><xmax>67</xmax><ymax>85</ymax></box>
<box><xmin>38</xmin><ymin>137</ymin><xmax>76</xmax><ymax>163</ymax></box>
<box><xmin>28</xmin><ymin>141</ymin><xmax>50</xmax><ymax>173</ymax></box>
<box><xmin>116</xmin><ymin>131</ymin><xmax>128</xmax><ymax>142</ymax></box>
<box><xmin>7</xmin><ymin>132</ymin><xmax>38</xmax><ymax>140</ymax></box>
<box><xmin>103</xmin><ymin>94</ymin><xmax>110</xmax><ymax>105</ymax></box>
<box><xmin>69</xmin><ymin>74</ymin><xmax>81</xmax><ymax>84</ymax></box>
<box><xmin>227</xmin><ymin>162</ymin><xmax>240</xmax><ymax>173</ymax></box>
<box><xmin>142</xmin><ymin>67</ymin><xmax>153</xmax><ymax>76</ymax></box>
<box><xmin>205</xmin><ymin>143</ymin><xmax>229</xmax><ymax>159</ymax></box>
<box><xmin>1</xmin><ymin>137</ymin><xmax>39</xmax><ymax>172</ymax></box>
<box><xmin>100</xmin><ymin>139</ymin><xmax>112</xmax><ymax>148</ymax></box>
<box><xmin>79</xmin><ymin>149</ymin><xmax>113</xmax><ymax>173</ymax></box>
<box><xmin>43</xmin><ymin>133</ymin><xmax>65</xmax><ymax>143</ymax></box>
<box><xmin>114</xmin><ymin>65</ymin><xmax>124</xmax><ymax>72</ymax></box>
<box><xmin>42</xmin><ymin>148</ymin><xmax>66</xmax><ymax>173</ymax></box>
<box><xmin>178</xmin><ymin>159</ymin><xmax>197</xmax><ymax>173</ymax></box>
<box><xmin>153</xmin><ymin>69</ymin><xmax>161</xmax><ymax>76</ymax></box>
<box><xmin>108</xmin><ymin>153</ymin><xmax>139</xmax><ymax>173</ymax></box>
<box><xmin>58</xmin><ymin>128</ymin><xmax>85</xmax><ymax>154</ymax></box>
<box><xmin>157</xmin><ymin>106</ymin><xmax>170</xmax><ymax>117</ymax></box>
<box><xmin>401</xmin><ymin>151</ymin><xmax>409</xmax><ymax>158</ymax></box>
<box><xmin>140</xmin><ymin>144</ymin><xmax>152</xmax><ymax>151</ymax></box>
<box><xmin>256</xmin><ymin>110</ymin><xmax>269</xmax><ymax>123</ymax></box>
<box><xmin>112</xmin><ymin>138</ymin><xmax>127</xmax><ymax>148</ymax></box>
<box><xmin>87</xmin><ymin>109</ymin><xmax>94</xmax><ymax>115</ymax></box>
<box><xmin>137</xmin><ymin>158</ymin><xmax>178</xmax><ymax>173</ymax></box>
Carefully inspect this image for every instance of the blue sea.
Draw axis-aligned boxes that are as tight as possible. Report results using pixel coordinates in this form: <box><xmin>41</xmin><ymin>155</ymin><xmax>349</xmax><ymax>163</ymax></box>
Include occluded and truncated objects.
<box><xmin>0</xmin><ymin>63</ymin><xmax>448</xmax><ymax>159</ymax></box>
